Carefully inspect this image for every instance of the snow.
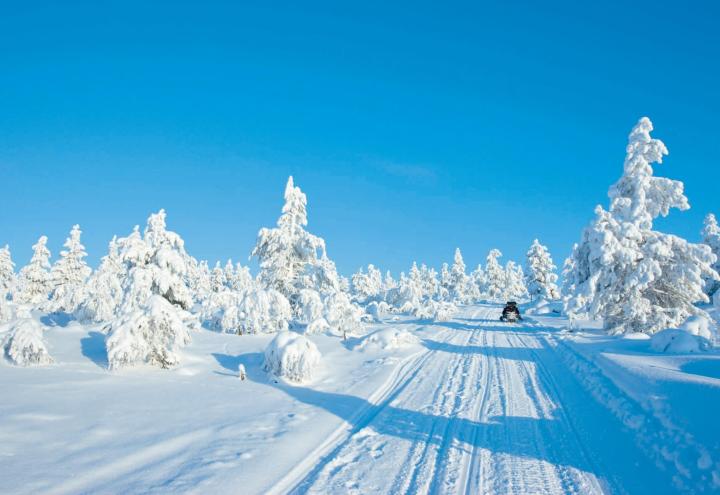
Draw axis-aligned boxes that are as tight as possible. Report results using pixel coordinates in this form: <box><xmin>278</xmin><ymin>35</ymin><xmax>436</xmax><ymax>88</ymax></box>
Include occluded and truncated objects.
<box><xmin>263</xmin><ymin>331</ymin><xmax>322</xmax><ymax>383</ymax></box>
<box><xmin>2</xmin><ymin>304</ymin><xmax>720</xmax><ymax>493</ymax></box>
<box><xmin>358</xmin><ymin>327</ymin><xmax>421</xmax><ymax>351</ymax></box>
<box><xmin>650</xmin><ymin>328</ymin><xmax>709</xmax><ymax>354</ymax></box>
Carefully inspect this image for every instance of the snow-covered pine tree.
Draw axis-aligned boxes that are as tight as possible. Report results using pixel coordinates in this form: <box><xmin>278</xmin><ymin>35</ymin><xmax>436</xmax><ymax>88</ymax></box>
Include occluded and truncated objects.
<box><xmin>252</xmin><ymin>176</ymin><xmax>331</xmax><ymax>309</ymax></box>
<box><xmin>439</xmin><ymin>263</ymin><xmax>451</xmax><ymax>301</ymax></box>
<box><xmin>449</xmin><ymin>248</ymin><xmax>470</xmax><ymax>303</ymax></box>
<box><xmin>564</xmin><ymin>117</ymin><xmax>716</xmax><ymax>334</ymax></box>
<box><xmin>77</xmin><ymin>236</ymin><xmax>124</xmax><ymax>323</ymax></box>
<box><xmin>0</xmin><ymin>244</ymin><xmax>16</xmax><ymax>299</ymax></box>
<box><xmin>351</xmin><ymin>264</ymin><xmax>383</xmax><ymax>303</ymax></box>
<box><xmin>470</xmin><ymin>264</ymin><xmax>485</xmax><ymax>300</ymax></box>
<box><xmin>483</xmin><ymin>249</ymin><xmax>505</xmax><ymax>302</ymax></box>
<box><xmin>49</xmin><ymin>225</ymin><xmax>92</xmax><ymax>314</ymax></box>
<box><xmin>106</xmin><ymin>210</ymin><xmax>197</xmax><ymax>369</ymax></box>
<box><xmin>504</xmin><ymin>261</ymin><xmax>528</xmax><ymax>301</ymax></box>
<box><xmin>702</xmin><ymin>213</ymin><xmax>720</xmax><ymax>296</ymax></box>
<box><xmin>524</xmin><ymin>239</ymin><xmax>560</xmax><ymax>301</ymax></box>
<box><xmin>16</xmin><ymin>236</ymin><xmax>52</xmax><ymax>307</ymax></box>
<box><xmin>210</xmin><ymin>261</ymin><xmax>226</xmax><ymax>293</ymax></box>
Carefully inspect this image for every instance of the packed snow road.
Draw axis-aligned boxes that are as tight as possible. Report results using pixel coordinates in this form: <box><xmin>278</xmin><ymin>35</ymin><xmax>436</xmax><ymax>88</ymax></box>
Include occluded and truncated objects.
<box><xmin>272</xmin><ymin>305</ymin><xmax>676</xmax><ymax>495</ymax></box>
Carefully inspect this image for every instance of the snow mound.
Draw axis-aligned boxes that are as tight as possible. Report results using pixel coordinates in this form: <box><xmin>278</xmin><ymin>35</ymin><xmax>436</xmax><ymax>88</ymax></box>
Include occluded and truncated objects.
<box><xmin>622</xmin><ymin>332</ymin><xmax>651</xmax><ymax>340</ymax></box>
<box><xmin>264</xmin><ymin>331</ymin><xmax>321</xmax><ymax>383</ymax></box>
<box><xmin>680</xmin><ymin>314</ymin><xmax>714</xmax><ymax>341</ymax></box>
<box><xmin>525</xmin><ymin>298</ymin><xmax>561</xmax><ymax>316</ymax></box>
<box><xmin>106</xmin><ymin>295</ymin><xmax>194</xmax><ymax>370</ymax></box>
<box><xmin>649</xmin><ymin>329</ymin><xmax>710</xmax><ymax>354</ymax></box>
<box><xmin>2</xmin><ymin>319</ymin><xmax>54</xmax><ymax>366</ymax></box>
<box><xmin>360</xmin><ymin>327</ymin><xmax>420</xmax><ymax>351</ymax></box>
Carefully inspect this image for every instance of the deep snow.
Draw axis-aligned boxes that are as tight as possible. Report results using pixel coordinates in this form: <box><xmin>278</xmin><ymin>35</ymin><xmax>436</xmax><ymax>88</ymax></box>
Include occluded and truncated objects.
<box><xmin>1</xmin><ymin>305</ymin><xmax>719</xmax><ymax>494</ymax></box>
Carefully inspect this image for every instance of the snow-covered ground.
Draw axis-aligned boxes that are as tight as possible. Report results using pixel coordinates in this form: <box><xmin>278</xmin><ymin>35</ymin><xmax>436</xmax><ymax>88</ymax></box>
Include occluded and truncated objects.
<box><xmin>2</xmin><ymin>304</ymin><xmax>719</xmax><ymax>494</ymax></box>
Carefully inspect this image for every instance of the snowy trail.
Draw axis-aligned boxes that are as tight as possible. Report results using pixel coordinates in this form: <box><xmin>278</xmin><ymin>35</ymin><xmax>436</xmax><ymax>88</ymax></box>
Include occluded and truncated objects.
<box><xmin>276</xmin><ymin>305</ymin><xmax>671</xmax><ymax>495</ymax></box>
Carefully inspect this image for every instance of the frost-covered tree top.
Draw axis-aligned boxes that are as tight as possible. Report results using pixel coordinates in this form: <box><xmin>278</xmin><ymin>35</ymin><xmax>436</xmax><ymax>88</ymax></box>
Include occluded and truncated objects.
<box><xmin>50</xmin><ymin>225</ymin><xmax>91</xmax><ymax>313</ymax></box>
<box><xmin>525</xmin><ymin>239</ymin><xmax>560</xmax><ymax>301</ymax></box>
<box><xmin>279</xmin><ymin>176</ymin><xmax>309</xmax><ymax>231</ymax></box>
<box><xmin>564</xmin><ymin>117</ymin><xmax>716</xmax><ymax>334</ymax></box>
<box><xmin>16</xmin><ymin>236</ymin><xmax>52</xmax><ymax>306</ymax></box>
<box><xmin>608</xmin><ymin>117</ymin><xmax>687</xmax><ymax>229</ymax></box>
<box><xmin>0</xmin><ymin>244</ymin><xmax>16</xmax><ymax>297</ymax></box>
<box><xmin>118</xmin><ymin>210</ymin><xmax>194</xmax><ymax>313</ymax></box>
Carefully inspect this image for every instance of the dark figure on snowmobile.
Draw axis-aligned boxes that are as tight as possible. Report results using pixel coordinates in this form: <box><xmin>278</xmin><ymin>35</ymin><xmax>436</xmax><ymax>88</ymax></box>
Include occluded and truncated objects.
<box><xmin>500</xmin><ymin>301</ymin><xmax>522</xmax><ymax>322</ymax></box>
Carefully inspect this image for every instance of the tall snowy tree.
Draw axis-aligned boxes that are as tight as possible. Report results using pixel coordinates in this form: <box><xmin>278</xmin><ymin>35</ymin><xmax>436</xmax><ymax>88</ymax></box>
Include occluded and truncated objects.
<box><xmin>16</xmin><ymin>236</ymin><xmax>52</xmax><ymax>307</ymax></box>
<box><xmin>564</xmin><ymin>117</ymin><xmax>716</xmax><ymax>334</ymax></box>
<box><xmin>504</xmin><ymin>261</ymin><xmax>528</xmax><ymax>301</ymax></box>
<box><xmin>49</xmin><ymin>225</ymin><xmax>92</xmax><ymax>313</ymax></box>
<box><xmin>0</xmin><ymin>245</ymin><xmax>16</xmax><ymax>299</ymax></box>
<box><xmin>252</xmin><ymin>176</ymin><xmax>342</xmax><ymax>308</ymax></box>
<box><xmin>449</xmin><ymin>248</ymin><xmax>471</xmax><ymax>302</ymax></box>
<box><xmin>524</xmin><ymin>239</ymin><xmax>560</xmax><ymax>301</ymax></box>
<box><xmin>483</xmin><ymin>249</ymin><xmax>505</xmax><ymax>302</ymax></box>
<box><xmin>106</xmin><ymin>210</ymin><xmax>197</xmax><ymax>369</ymax></box>
<box><xmin>701</xmin><ymin>213</ymin><xmax>720</xmax><ymax>296</ymax></box>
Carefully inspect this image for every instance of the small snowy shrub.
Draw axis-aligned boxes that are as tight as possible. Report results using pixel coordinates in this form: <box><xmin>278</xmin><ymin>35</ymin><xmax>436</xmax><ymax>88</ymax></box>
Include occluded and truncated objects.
<box><xmin>433</xmin><ymin>301</ymin><xmax>457</xmax><ymax>322</ymax></box>
<box><xmin>650</xmin><ymin>329</ymin><xmax>710</xmax><ymax>354</ymax></box>
<box><xmin>263</xmin><ymin>331</ymin><xmax>321</xmax><ymax>382</ymax></box>
<box><xmin>2</xmin><ymin>319</ymin><xmax>54</xmax><ymax>366</ymax></box>
<box><xmin>106</xmin><ymin>295</ymin><xmax>194</xmax><ymax>369</ymax></box>
<box><xmin>366</xmin><ymin>301</ymin><xmax>388</xmax><ymax>322</ymax></box>
<box><xmin>360</xmin><ymin>327</ymin><xmax>420</xmax><ymax>351</ymax></box>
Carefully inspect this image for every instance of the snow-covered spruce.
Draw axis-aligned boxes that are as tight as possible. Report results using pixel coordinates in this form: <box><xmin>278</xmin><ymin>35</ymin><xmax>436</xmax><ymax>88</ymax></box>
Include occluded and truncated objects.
<box><xmin>564</xmin><ymin>117</ymin><xmax>717</xmax><ymax>335</ymax></box>
<box><xmin>0</xmin><ymin>244</ymin><xmax>16</xmax><ymax>299</ymax></box>
<box><xmin>503</xmin><ymin>261</ymin><xmax>528</xmax><ymax>302</ymax></box>
<box><xmin>351</xmin><ymin>264</ymin><xmax>383</xmax><ymax>304</ymax></box>
<box><xmin>49</xmin><ymin>225</ymin><xmax>91</xmax><ymax>314</ymax></box>
<box><xmin>263</xmin><ymin>331</ymin><xmax>321</xmax><ymax>382</ymax></box>
<box><xmin>702</xmin><ymin>213</ymin><xmax>720</xmax><ymax>297</ymax></box>
<box><xmin>483</xmin><ymin>249</ymin><xmax>505</xmax><ymax>302</ymax></box>
<box><xmin>2</xmin><ymin>319</ymin><xmax>54</xmax><ymax>366</ymax></box>
<box><xmin>76</xmin><ymin>237</ymin><xmax>124</xmax><ymax>324</ymax></box>
<box><xmin>15</xmin><ymin>236</ymin><xmax>52</xmax><ymax>307</ymax></box>
<box><xmin>525</xmin><ymin>239</ymin><xmax>560</xmax><ymax>301</ymax></box>
<box><xmin>106</xmin><ymin>295</ymin><xmax>194</xmax><ymax>369</ymax></box>
<box><xmin>324</xmin><ymin>291</ymin><xmax>362</xmax><ymax>338</ymax></box>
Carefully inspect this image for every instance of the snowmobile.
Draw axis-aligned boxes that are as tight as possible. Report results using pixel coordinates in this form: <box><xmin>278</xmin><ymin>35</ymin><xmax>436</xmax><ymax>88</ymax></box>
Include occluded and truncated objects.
<box><xmin>500</xmin><ymin>301</ymin><xmax>522</xmax><ymax>323</ymax></box>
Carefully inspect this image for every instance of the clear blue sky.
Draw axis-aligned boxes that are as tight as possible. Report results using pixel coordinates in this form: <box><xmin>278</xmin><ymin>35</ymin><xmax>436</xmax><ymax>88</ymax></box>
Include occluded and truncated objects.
<box><xmin>1</xmin><ymin>1</ymin><xmax>719</xmax><ymax>276</ymax></box>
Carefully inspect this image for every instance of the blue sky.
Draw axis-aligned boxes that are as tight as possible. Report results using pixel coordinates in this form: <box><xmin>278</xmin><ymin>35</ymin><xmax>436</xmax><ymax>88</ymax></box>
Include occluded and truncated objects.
<box><xmin>1</xmin><ymin>1</ymin><xmax>719</xmax><ymax>276</ymax></box>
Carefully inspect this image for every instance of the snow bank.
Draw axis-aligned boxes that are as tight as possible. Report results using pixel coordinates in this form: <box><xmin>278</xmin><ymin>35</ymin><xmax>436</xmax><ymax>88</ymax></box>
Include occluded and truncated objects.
<box><xmin>525</xmin><ymin>298</ymin><xmax>561</xmax><ymax>316</ymax></box>
<box><xmin>433</xmin><ymin>301</ymin><xmax>456</xmax><ymax>322</ymax></box>
<box><xmin>2</xmin><ymin>319</ymin><xmax>54</xmax><ymax>366</ymax></box>
<box><xmin>649</xmin><ymin>329</ymin><xmax>710</xmax><ymax>354</ymax></box>
<box><xmin>680</xmin><ymin>314</ymin><xmax>714</xmax><ymax>341</ymax></box>
<box><xmin>263</xmin><ymin>331</ymin><xmax>321</xmax><ymax>382</ymax></box>
<box><xmin>360</xmin><ymin>327</ymin><xmax>420</xmax><ymax>351</ymax></box>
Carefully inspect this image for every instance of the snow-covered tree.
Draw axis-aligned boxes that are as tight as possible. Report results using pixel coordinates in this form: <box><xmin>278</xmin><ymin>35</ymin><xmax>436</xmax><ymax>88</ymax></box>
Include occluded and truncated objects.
<box><xmin>324</xmin><ymin>291</ymin><xmax>363</xmax><ymax>339</ymax></box>
<box><xmin>351</xmin><ymin>264</ymin><xmax>383</xmax><ymax>303</ymax></box>
<box><xmin>235</xmin><ymin>286</ymin><xmax>292</xmax><ymax>335</ymax></box>
<box><xmin>483</xmin><ymin>249</ymin><xmax>505</xmax><ymax>302</ymax></box>
<box><xmin>470</xmin><ymin>265</ymin><xmax>485</xmax><ymax>300</ymax></box>
<box><xmin>702</xmin><ymin>213</ymin><xmax>720</xmax><ymax>296</ymax></box>
<box><xmin>439</xmin><ymin>263</ymin><xmax>451</xmax><ymax>300</ymax></box>
<box><xmin>564</xmin><ymin>117</ymin><xmax>716</xmax><ymax>334</ymax></box>
<box><xmin>49</xmin><ymin>225</ymin><xmax>91</xmax><ymax>313</ymax></box>
<box><xmin>106</xmin><ymin>295</ymin><xmax>194</xmax><ymax>369</ymax></box>
<box><xmin>106</xmin><ymin>210</ymin><xmax>198</xmax><ymax>368</ymax></box>
<box><xmin>449</xmin><ymin>248</ymin><xmax>470</xmax><ymax>302</ymax></box>
<box><xmin>504</xmin><ymin>261</ymin><xmax>528</xmax><ymax>301</ymax></box>
<box><xmin>2</xmin><ymin>319</ymin><xmax>54</xmax><ymax>366</ymax></box>
<box><xmin>524</xmin><ymin>239</ymin><xmax>560</xmax><ymax>301</ymax></box>
<box><xmin>15</xmin><ymin>236</ymin><xmax>52</xmax><ymax>307</ymax></box>
<box><xmin>0</xmin><ymin>245</ymin><xmax>16</xmax><ymax>299</ymax></box>
<box><xmin>252</xmin><ymin>176</ymin><xmax>330</xmax><ymax>306</ymax></box>
<box><xmin>76</xmin><ymin>237</ymin><xmax>124</xmax><ymax>323</ymax></box>
<box><xmin>210</xmin><ymin>262</ymin><xmax>226</xmax><ymax>293</ymax></box>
